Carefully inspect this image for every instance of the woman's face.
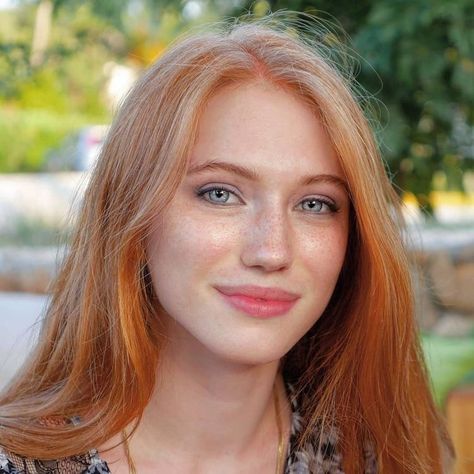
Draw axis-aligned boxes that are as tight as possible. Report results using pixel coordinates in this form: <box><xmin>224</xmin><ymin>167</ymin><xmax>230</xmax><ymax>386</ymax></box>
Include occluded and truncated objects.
<box><xmin>147</xmin><ymin>81</ymin><xmax>350</xmax><ymax>366</ymax></box>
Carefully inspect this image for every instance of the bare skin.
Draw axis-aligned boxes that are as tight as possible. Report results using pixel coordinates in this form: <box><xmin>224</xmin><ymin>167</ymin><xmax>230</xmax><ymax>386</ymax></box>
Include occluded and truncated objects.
<box><xmin>100</xmin><ymin>367</ymin><xmax>291</xmax><ymax>473</ymax></box>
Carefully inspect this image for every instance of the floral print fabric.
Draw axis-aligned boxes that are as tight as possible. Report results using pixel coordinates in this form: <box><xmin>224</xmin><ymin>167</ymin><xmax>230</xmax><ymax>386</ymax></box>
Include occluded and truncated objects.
<box><xmin>285</xmin><ymin>388</ymin><xmax>344</xmax><ymax>473</ymax></box>
<box><xmin>285</xmin><ymin>382</ymin><xmax>377</xmax><ymax>473</ymax></box>
<box><xmin>0</xmin><ymin>449</ymin><xmax>109</xmax><ymax>474</ymax></box>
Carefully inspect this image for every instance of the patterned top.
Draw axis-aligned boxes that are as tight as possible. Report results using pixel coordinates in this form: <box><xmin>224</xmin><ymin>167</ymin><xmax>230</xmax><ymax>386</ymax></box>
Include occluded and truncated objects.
<box><xmin>0</xmin><ymin>384</ymin><xmax>377</xmax><ymax>474</ymax></box>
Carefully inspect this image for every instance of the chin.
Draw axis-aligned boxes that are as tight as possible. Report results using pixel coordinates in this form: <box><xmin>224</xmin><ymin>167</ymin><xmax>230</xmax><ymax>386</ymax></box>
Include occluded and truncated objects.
<box><xmin>203</xmin><ymin>338</ymin><xmax>294</xmax><ymax>368</ymax></box>
<box><xmin>218</xmin><ymin>353</ymin><xmax>283</xmax><ymax>368</ymax></box>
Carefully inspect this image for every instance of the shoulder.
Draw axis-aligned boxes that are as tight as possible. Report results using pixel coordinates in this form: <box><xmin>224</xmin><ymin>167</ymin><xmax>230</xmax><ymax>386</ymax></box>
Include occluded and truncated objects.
<box><xmin>0</xmin><ymin>446</ymin><xmax>110</xmax><ymax>474</ymax></box>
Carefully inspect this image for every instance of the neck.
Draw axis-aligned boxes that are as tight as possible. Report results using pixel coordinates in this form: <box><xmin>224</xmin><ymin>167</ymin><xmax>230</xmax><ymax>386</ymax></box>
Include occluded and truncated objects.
<box><xmin>144</xmin><ymin>337</ymin><xmax>281</xmax><ymax>452</ymax></box>
<box><xmin>106</xmin><ymin>328</ymin><xmax>291</xmax><ymax>471</ymax></box>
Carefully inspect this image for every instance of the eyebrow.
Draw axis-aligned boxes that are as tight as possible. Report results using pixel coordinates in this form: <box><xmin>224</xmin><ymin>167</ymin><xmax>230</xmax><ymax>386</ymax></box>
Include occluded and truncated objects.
<box><xmin>187</xmin><ymin>160</ymin><xmax>348</xmax><ymax>191</ymax></box>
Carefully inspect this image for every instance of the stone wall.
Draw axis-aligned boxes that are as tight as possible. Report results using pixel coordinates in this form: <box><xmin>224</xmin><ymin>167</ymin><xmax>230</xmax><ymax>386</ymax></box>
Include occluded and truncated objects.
<box><xmin>414</xmin><ymin>245</ymin><xmax>474</xmax><ymax>336</ymax></box>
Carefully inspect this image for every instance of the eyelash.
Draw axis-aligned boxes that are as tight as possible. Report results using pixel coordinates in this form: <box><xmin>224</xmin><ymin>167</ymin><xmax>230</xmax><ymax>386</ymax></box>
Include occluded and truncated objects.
<box><xmin>195</xmin><ymin>186</ymin><xmax>339</xmax><ymax>214</ymax></box>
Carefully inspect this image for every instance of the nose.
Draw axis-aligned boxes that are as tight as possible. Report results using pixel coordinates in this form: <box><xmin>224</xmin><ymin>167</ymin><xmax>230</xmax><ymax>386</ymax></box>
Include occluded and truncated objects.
<box><xmin>240</xmin><ymin>206</ymin><xmax>292</xmax><ymax>272</ymax></box>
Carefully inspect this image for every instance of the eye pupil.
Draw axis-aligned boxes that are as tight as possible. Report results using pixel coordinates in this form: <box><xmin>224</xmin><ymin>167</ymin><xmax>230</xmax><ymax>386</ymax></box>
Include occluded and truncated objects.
<box><xmin>305</xmin><ymin>199</ymin><xmax>323</xmax><ymax>211</ymax></box>
<box><xmin>211</xmin><ymin>189</ymin><xmax>228</xmax><ymax>202</ymax></box>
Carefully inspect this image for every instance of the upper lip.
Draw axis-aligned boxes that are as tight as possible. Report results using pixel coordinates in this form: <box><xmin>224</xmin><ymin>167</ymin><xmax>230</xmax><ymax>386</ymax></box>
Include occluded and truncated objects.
<box><xmin>215</xmin><ymin>285</ymin><xmax>300</xmax><ymax>301</ymax></box>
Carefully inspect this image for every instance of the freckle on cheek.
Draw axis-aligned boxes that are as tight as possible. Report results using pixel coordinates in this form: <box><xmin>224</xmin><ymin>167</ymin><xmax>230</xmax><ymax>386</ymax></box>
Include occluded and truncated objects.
<box><xmin>163</xmin><ymin>225</ymin><xmax>214</xmax><ymax>258</ymax></box>
<box><xmin>200</xmin><ymin>232</ymin><xmax>232</xmax><ymax>255</ymax></box>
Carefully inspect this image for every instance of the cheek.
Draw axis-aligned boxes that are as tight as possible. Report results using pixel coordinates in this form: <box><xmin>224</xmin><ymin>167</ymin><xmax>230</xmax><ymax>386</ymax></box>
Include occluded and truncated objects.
<box><xmin>300</xmin><ymin>223</ymin><xmax>348</xmax><ymax>278</ymax></box>
<box><xmin>291</xmin><ymin>226</ymin><xmax>348</xmax><ymax>340</ymax></box>
<box><xmin>146</xmin><ymin>212</ymin><xmax>239</xmax><ymax>294</ymax></box>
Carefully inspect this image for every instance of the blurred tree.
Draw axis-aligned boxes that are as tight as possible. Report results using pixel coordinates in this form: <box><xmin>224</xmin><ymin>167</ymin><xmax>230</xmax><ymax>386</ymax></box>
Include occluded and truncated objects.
<box><xmin>0</xmin><ymin>3</ymin><xmax>115</xmax><ymax>171</ymax></box>
<box><xmin>235</xmin><ymin>0</ymin><xmax>474</xmax><ymax>213</ymax></box>
<box><xmin>28</xmin><ymin>0</ymin><xmax>171</xmax><ymax>67</ymax></box>
<box><xmin>30</xmin><ymin>0</ymin><xmax>53</xmax><ymax>66</ymax></box>
<box><xmin>3</xmin><ymin>0</ymin><xmax>472</xmax><ymax>187</ymax></box>
<box><xmin>0</xmin><ymin>0</ymin><xmax>224</xmax><ymax>171</ymax></box>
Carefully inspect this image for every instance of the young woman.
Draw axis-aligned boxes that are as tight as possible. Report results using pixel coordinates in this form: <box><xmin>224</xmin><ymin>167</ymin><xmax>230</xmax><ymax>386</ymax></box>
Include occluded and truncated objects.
<box><xmin>0</xmin><ymin>14</ymin><xmax>452</xmax><ymax>474</ymax></box>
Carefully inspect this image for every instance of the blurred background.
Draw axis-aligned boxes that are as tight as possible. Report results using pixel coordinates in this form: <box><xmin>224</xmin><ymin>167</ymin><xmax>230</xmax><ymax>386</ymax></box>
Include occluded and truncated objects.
<box><xmin>0</xmin><ymin>0</ymin><xmax>473</xmax><ymax>470</ymax></box>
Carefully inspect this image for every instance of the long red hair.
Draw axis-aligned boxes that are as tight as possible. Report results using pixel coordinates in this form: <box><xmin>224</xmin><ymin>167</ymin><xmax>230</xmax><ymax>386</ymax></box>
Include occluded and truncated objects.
<box><xmin>0</xmin><ymin>13</ymin><xmax>452</xmax><ymax>472</ymax></box>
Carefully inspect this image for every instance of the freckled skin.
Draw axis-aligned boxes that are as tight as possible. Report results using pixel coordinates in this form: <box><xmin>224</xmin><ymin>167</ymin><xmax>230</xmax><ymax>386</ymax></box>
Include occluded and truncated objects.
<box><xmin>146</xmin><ymin>81</ymin><xmax>349</xmax><ymax>366</ymax></box>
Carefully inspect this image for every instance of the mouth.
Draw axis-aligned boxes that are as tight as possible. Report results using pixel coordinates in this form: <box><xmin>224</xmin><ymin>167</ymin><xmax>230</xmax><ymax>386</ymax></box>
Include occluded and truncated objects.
<box><xmin>214</xmin><ymin>285</ymin><xmax>300</xmax><ymax>318</ymax></box>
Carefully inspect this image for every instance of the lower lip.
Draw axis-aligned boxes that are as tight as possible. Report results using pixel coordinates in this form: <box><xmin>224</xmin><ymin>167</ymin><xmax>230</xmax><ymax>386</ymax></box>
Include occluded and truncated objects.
<box><xmin>217</xmin><ymin>291</ymin><xmax>298</xmax><ymax>318</ymax></box>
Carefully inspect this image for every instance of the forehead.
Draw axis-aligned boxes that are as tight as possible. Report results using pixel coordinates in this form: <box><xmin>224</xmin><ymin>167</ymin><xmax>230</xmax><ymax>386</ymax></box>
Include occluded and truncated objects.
<box><xmin>188</xmin><ymin>81</ymin><xmax>345</xmax><ymax>182</ymax></box>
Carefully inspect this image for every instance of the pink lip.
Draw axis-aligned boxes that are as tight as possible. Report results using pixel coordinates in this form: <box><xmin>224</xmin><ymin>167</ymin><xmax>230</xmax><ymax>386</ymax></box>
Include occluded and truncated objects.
<box><xmin>215</xmin><ymin>285</ymin><xmax>300</xmax><ymax>318</ymax></box>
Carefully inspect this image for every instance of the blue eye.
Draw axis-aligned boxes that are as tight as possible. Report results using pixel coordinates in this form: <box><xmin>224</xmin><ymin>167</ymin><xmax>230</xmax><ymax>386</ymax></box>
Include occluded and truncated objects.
<box><xmin>196</xmin><ymin>186</ymin><xmax>338</xmax><ymax>214</ymax></box>
<box><xmin>196</xmin><ymin>186</ymin><xmax>239</xmax><ymax>204</ymax></box>
<box><xmin>299</xmin><ymin>198</ymin><xmax>338</xmax><ymax>214</ymax></box>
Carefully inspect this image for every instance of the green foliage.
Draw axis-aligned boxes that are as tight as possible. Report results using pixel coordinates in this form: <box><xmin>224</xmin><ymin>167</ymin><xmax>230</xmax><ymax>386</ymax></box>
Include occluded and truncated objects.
<box><xmin>352</xmin><ymin>0</ymin><xmax>474</xmax><ymax>204</ymax></box>
<box><xmin>0</xmin><ymin>6</ymin><xmax>33</xmax><ymax>99</ymax></box>
<box><xmin>0</xmin><ymin>108</ymin><xmax>93</xmax><ymax>171</ymax></box>
<box><xmin>0</xmin><ymin>2</ymin><xmax>112</xmax><ymax>171</ymax></box>
<box><xmin>0</xmin><ymin>0</ymin><xmax>220</xmax><ymax>172</ymax></box>
<box><xmin>421</xmin><ymin>334</ymin><xmax>474</xmax><ymax>406</ymax></box>
<box><xmin>0</xmin><ymin>0</ymin><xmax>223</xmax><ymax>173</ymax></box>
<box><xmin>13</xmin><ymin>3</ymin><xmax>116</xmax><ymax>114</ymax></box>
<box><xmin>16</xmin><ymin>68</ymin><xmax>68</xmax><ymax>112</ymax></box>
